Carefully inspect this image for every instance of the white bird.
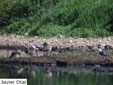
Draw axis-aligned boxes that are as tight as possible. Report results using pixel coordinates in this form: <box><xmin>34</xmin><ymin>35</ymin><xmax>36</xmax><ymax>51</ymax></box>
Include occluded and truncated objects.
<box><xmin>30</xmin><ymin>43</ymin><xmax>39</xmax><ymax>56</ymax></box>
<box><xmin>98</xmin><ymin>47</ymin><xmax>108</xmax><ymax>57</ymax></box>
<box><xmin>30</xmin><ymin>43</ymin><xmax>39</xmax><ymax>50</ymax></box>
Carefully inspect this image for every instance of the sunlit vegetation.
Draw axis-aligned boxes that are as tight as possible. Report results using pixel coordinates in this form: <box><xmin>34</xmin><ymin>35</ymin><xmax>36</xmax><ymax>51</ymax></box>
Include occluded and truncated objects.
<box><xmin>0</xmin><ymin>0</ymin><xmax>113</xmax><ymax>37</ymax></box>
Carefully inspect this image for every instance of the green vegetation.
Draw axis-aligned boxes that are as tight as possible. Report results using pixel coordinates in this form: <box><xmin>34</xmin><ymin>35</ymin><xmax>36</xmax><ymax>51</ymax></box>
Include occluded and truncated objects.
<box><xmin>0</xmin><ymin>0</ymin><xmax>113</xmax><ymax>37</ymax></box>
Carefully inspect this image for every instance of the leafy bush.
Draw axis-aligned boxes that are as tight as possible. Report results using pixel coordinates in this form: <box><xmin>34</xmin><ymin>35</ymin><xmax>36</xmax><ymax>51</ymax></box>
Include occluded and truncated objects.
<box><xmin>0</xmin><ymin>0</ymin><xmax>113</xmax><ymax>37</ymax></box>
<box><xmin>37</xmin><ymin>23</ymin><xmax>71</xmax><ymax>37</ymax></box>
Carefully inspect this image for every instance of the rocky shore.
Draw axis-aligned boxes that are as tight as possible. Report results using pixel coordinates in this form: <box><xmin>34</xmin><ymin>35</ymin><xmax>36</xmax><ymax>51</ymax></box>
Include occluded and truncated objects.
<box><xmin>0</xmin><ymin>35</ymin><xmax>113</xmax><ymax>49</ymax></box>
<box><xmin>0</xmin><ymin>35</ymin><xmax>113</xmax><ymax>66</ymax></box>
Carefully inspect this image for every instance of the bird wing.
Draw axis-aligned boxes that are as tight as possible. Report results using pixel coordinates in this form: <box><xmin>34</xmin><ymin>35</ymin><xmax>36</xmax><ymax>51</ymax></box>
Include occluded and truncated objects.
<box><xmin>99</xmin><ymin>51</ymin><xmax>108</xmax><ymax>56</ymax></box>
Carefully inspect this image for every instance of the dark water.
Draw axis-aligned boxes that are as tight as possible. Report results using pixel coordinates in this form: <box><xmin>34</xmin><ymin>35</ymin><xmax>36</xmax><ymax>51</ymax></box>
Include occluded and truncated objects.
<box><xmin>0</xmin><ymin>66</ymin><xmax>113</xmax><ymax>85</ymax></box>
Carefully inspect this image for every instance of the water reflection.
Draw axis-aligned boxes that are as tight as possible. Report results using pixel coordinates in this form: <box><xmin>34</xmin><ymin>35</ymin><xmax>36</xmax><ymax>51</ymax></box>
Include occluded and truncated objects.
<box><xmin>0</xmin><ymin>66</ymin><xmax>113</xmax><ymax>85</ymax></box>
<box><xmin>44</xmin><ymin>68</ymin><xmax>60</xmax><ymax>78</ymax></box>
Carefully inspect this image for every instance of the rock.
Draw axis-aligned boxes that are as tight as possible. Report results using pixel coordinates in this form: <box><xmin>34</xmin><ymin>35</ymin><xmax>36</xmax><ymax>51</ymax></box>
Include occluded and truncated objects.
<box><xmin>69</xmin><ymin>40</ymin><xmax>73</xmax><ymax>43</ymax></box>
<box><xmin>34</xmin><ymin>36</ymin><xmax>38</xmax><ymax>39</ymax></box>
<box><xmin>81</xmin><ymin>64</ymin><xmax>85</xmax><ymax>67</ymax></box>
<box><xmin>56</xmin><ymin>60</ymin><xmax>67</xmax><ymax>67</ymax></box>
<box><xmin>52</xmin><ymin>46</ymin><xmax>58</xmax><ymax>51</ymax></box>
<box><xmin>59</xmin><ymin>35</ymin><xmax>64</xmax><ymax>39</ymax></box>
<box><xmin>99</xmin><ymin>40</ymin><xmax>102</xmax><ymax>43</ymax></box>
<box><xmin>3</xmin><ymin>33</ymin><xmax>8</xmax><ymax>36</ymax></box>
<box><xmin>25</xmin><ymin>33</ymin><xmax>28</xmax><ymax>36</ymax></box>
<box><xmin>87</xmin><ymin>46</ymin><xmax>95</xmax><ymax>51</ymax></box>
<box><xmin>94</xmin><ymin>64</ymin><xmax>101</xmax><ymax>68</ymax></box>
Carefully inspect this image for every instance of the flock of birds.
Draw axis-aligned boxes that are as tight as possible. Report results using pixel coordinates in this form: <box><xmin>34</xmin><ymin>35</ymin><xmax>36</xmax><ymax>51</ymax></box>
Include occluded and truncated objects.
<box><xmin>9</xmin><ymin>40</ymin><xmax>110</xmax><ymax>59</ymax></box>
<box><xmin>30</xmin><ymin>41</ymin><xmax>111</xmax><ymax>58</ymax></box>
<box><xmin>7</xmin><ymin>40</ymin><xmax>112</xmax><ymax>78</ymax></box>
<box><xmin>9</xmin><ymin>41</ymin><xmax>49</xmax><ymax>58</ymax></box>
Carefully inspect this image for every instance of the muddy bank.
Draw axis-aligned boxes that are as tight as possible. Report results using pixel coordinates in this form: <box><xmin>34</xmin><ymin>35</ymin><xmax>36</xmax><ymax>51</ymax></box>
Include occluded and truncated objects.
<box><xmin>1</xmin><ymin>58</ymin><xmax>113</xmax><ymax>74</ymax></box>
<box><xmin>0</xmin><ymin>35</ymin><xmax>113</xmax><ymax>66</ymax></box>
<box><xmin>1</xmin><ymin>52</ymin><xmax>113</xmax><ymax>66</ymax></box>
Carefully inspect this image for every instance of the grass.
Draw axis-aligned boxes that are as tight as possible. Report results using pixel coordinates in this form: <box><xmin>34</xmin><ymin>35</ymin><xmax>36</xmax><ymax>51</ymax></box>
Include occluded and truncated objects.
<box><xmin>60</xmin><ymin>51</ymin><xmax>97</xmax><ymax>59</ymax></box>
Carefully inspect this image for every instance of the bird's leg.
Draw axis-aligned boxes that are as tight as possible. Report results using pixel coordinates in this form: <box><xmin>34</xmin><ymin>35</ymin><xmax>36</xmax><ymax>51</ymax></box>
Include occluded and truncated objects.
<box><xmin>35</xmin><ymin>49</ymin><xmax>38</xmax><ymax>56</ymax></box>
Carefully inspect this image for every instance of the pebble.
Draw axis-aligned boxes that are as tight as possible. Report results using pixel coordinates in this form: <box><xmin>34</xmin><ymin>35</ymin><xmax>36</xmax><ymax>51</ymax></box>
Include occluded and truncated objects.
<box><xmin>69</xmin><ymin>40</ymin><xmax>73</xmax><ymax>43</ymax></box>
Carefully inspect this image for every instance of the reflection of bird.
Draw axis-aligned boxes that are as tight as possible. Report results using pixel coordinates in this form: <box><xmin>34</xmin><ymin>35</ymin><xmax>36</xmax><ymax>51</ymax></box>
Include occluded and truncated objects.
<box><xmin>10</xmin><ymin>66</ymin><xmax>24</xmax><ymax>74</ymax></box>
<box><xmin>11</xmin><ymin>66</ymin><xmax>36</xmax><ymax>78</ymax></box>
<box><xmin>98</xmin><ymin>45</ymin><xmax>108</xmax><ymax>57</ymax></box>
<box><xmin>17</xmin><ymin>68</ymin><xmax>24</xmax><ymax>74</ymax></box>
<box><xmin>25</xmin><ymin>66</ymin><xmax>36</xmax><ymax>78</ymax></box>
<box><xmin>45</xmin><ymin>68</ymin><xmax>52</xmax><ymax>77</ymax></box>
<box><xmin>9</xmin><ymin>52</ymin><xmax>21</xmax><ymax>58</ymax></box>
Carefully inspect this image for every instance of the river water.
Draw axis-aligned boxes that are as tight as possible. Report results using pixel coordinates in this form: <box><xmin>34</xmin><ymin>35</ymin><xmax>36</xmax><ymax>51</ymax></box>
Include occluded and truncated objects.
<box><xmin>0</xmin><ymin>65</ymin><xmax>113</xmax><ymax>85</ymax></box>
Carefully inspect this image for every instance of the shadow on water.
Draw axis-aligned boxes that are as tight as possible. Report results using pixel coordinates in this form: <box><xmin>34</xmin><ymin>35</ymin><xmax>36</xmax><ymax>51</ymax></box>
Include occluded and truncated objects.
<box><xmin>0</xmin><ymin>65</ymin><xmax>113</xmax><ymax>85</ymax></box>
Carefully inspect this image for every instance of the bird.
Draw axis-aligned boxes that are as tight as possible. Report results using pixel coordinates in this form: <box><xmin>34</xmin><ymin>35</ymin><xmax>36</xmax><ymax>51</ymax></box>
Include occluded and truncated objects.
<box><xmin>30</xmin><ymin>43</ymin><xmax>39</xmax><ymax>56</ymax></box>
<box><xmin>42</xmin><ymin>42</ymin><xmax>52</xmax><ymax>52</ymax></box>
<box><xmin>43</xmin><ymin>42</ymin><xmax>48</xmax><ymax>47</ymax></box>
<box><xmin>30</xmin><ymin>43</ymin><xmax>39</xmax><ymax>50</ymax></box>
<box><xmin>9</xmin><ymin>51</ymin><xmax>21</xmax><ymax>58</ymax></box>
<box><xmin>29</xmin><ymin>40</ymin><xmax>39</xmax><ymax>50</ymax></box>
<box><xmin>98</xmin><ymin>45</ymin><xmax>108</xmax><ymax>58</ymax></box>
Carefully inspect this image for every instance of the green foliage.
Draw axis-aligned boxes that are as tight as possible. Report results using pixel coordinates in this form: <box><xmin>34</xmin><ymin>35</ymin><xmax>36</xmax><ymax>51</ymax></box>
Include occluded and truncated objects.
<box><xmin>0</xmin><ymin>0</ymin><xmax>113</xmax><ymax>37</ymax></box>
<box><xmin>37</xmin><ymin>23</ymin><xmax>71</xmax><ymax>37</ymax></box>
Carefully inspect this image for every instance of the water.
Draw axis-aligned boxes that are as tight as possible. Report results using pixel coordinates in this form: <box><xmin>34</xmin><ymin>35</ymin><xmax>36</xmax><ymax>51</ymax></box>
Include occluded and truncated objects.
<box><xmin>0</xmin><ymin>65</ymin><xmax>113</xmax><ymax>85</ymax></box>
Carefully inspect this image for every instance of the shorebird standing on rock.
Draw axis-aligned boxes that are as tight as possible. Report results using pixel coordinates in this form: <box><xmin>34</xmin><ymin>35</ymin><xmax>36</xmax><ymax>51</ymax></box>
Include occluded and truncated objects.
<box><xmin>98</xmin><ymin>44</ymin><xmax>108</xmax><ymax>58</ymax></box>
<box><xmin>29</xmin><ymin>41</ymin><xmax>39</xmax><ymax>56</ymax></box>
<box><xmin>30</xmin><ymin>43</ymin><xmax>39</xmax><ymax>50</ymax></box>
<box><xmin>43</xmin><ymin>42</ymin><xmax>52</xmax><ymax>52</ymax></box>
